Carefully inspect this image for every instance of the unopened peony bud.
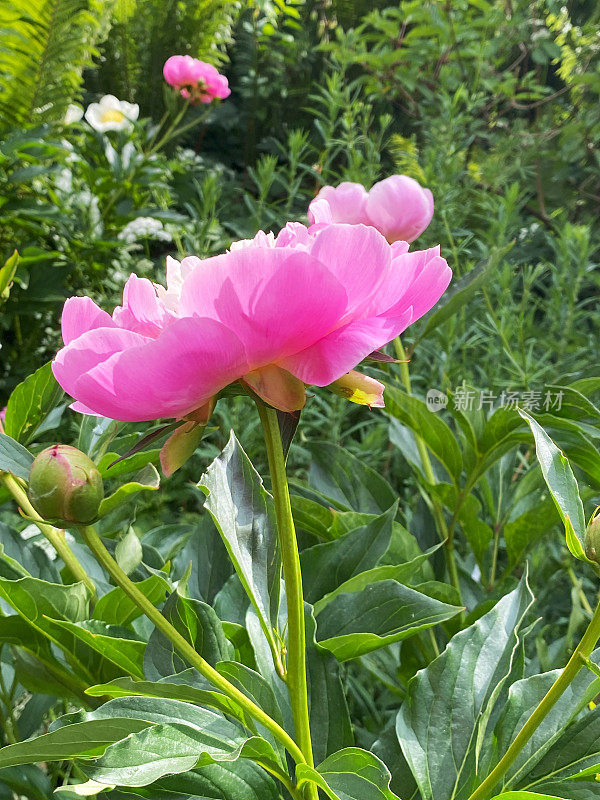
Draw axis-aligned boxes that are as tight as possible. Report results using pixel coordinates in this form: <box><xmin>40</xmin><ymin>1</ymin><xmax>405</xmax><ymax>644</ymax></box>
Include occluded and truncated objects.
<box><xmin>585</xmin><ymin>508</ymin><xmax>600</xmax><ymax>563</ymax></box>
<box><xmin>28</xmin><ymin>445</ymin><xmax>103</xmax><ymax>525</ymax></box>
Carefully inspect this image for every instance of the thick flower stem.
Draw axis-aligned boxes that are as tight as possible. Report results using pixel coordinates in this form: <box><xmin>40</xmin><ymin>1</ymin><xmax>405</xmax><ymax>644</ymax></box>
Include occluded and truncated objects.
<box><xmin>257</xmin><ymin>403</ymin><xmax>318</xmax><ymax>800</ymax></box>
<box><xmin>79</xmin><ymin>524</ymin><xmax>306</xmax><ymax>770</ymax></box>
<box><xmin>392</xmin><ymin>337</ymin><xmax>462</xmax><ymax>604</ymax></box>
<box><xmin>468</xmin><ymin>595</ymin><xmax>600</xmax><ymax>800</ymax></box>
<box><xmin>0</xmin><ymin>472</ymin><xmax>97</xmax><ymax>600</ymax></box>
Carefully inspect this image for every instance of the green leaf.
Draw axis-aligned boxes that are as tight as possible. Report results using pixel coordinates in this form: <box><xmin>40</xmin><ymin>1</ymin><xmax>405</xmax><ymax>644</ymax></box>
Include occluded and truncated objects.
<box><xmin>518</xmin><ymin>411</ymin><xmax>588</xmax><ymax>562</ymax></box>
<box><xmin>170</xmin><ymin>518</ymin><xmax>232</xmax><ymax>605</ymax></box>
<box><xmin>296</xmin><ymin>747</ymin><xmax>401</xmax><ymax>800</ymax></box>
<box><xmin>74</xmin><ymin>697</ymin><xmax>280</xmax><ymax>787</ymax></box>
<box><xmin>198</xmin><ymin>432</ymin><xmax>281</xmax><ymax>667</ymax></box>
<box><xmin>305</xmin><ymin>604</ymin><xmax>354</xmax><ymax>763</ymax></box>
<box><xmin>0</xmin><ymin>718</ymin><xmax>150</xmax><ymax>768</ymax></box>
<box><xmin>315</xmin><ymin>579</ymin><xmax>461</xmax><ymax>661</ymax></box>
<box><xmin>301</xmin><ymin>504</ymin><xmax>397</xmax><ymax>604</ymax></box>
<box><xmin>103</xmin><ymin>761</ymin><xmax>279</xmax><ymax>799</ymax></box>
<box><xmin>0</xmin><ymin>615</ymin><xmax>88</xmax><ymax>700</ymax></box>
<box><xmin>0</xmin><ymin>432</ymin><xmax>34</xmax><ymax>480</ymax></box>
<box><xmin>524</xmin><ymin>707</ymin><xmax>600</xmax><ymax>787</ymax></box>
<box><xmin>93</xmin><ymin>574</ymin><xmax>170</xmax><ymax>626</ymax></box>
<box><xmin>0</xmin><ymin>576</ymin><xmax>89</xmax><ymax>627</ymax></box>
<box><xmin>0</xmin><ymin>249</ymin><xmax>19</xmax><ymax>300</ymax></box>
<box><xmin>144</xmin><ymin>589</ymin><xmax>233</xmax><ymax>680</ymax></box>
<box><xmin>490</xmin><ymin>793</ymin><xmax>573</xmax><ymax>800</ymax></box>
<box><xmin>97</xmin><ymin>449</ymin><xmax>160</xmax><ymax>480</ymax></box>
<box><xmin>490</xmin><ymin>653</ymin><xmax>600</xmax><ymax>788</ymax></box>
<box><xmin>396</xmin><ymin>576</ymin><xmax>534</xmax><ymax>800</ymax></box>
<box><xmin>43</xmin><ymin>619</ymin><xmax>146</xmax><ymax>679</ymax></box>
<box><xmin>86</xmin><ymin>672</ymin><xmax>244</xmax><ymax>721</ymax></box>
<box><xmin>216</xmin><ymin>660</ymin><xmax>285</xmax><ymax>762</ymax></box>
<box><xmin>98</xmin><ymin>464</ymin><xmax>160</xmax><ymax>517</ymax></box>
<box><xmin>313</xmin><ymin>547</ymin><xmax>440</xmax><ymax>615</ymax></box>
<box><xmin>115</xmin><ymin>527</ymin><xmax>143</xmax><ymax>575</ymax></box>
<box><xmin>385</xmin><ymin>387</ymin><xmax>463</xmax><ymax>484</ymax></box>
<box><xmin>4</xmin><ymin>362</ymin><xmax>64</xmax><ymax>445</ymax></box>
<box><xmin>306</xmin><ymin>442</ymin><xmax>397</xmax><ymax>513</ymax></box>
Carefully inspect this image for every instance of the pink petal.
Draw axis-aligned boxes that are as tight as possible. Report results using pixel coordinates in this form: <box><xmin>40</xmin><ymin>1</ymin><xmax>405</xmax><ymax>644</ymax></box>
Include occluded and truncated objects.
<box><xmin>306</xmin><ymin>198</ymin><xmax>333</xmax><ymax>226</ymax></box>
<box><xmin>61</xmin><ymin>297</ymin><xmax>115</xmax><ymax>345</ymax></box>
<box><xmin>365</xmin><ymin>175</ymin><xmax>434</xmax><ymax>243</ymax></box>
<box><xmin>53</xmin><ymin>327</ymin><xmax>149</xmax><ymax>402</ymax></box>
<box><xmin>306</xmin><ymin>223</ymin><xmax>391</xmax><ymax>321</ymax></box>
<box><xmin>308</xmin><ymin>182</ymin><xmax>369</xmax><ymax>225</ymax></box>
<box><xmin>71</xmin><ymin>317</ymin><xmax>249</xmax><ymax>422</ymax></box>
<box><xmin>179</xmin><ymin>247</ymin><xmax>348</xmax><ymax>369</ymax></box>
<box><xmin>384</xmin><ymin>248</ymin><xmax>451</xmax><ymax>321</ymax></box>
<box><xmin>279</xmin><ymin>310</ymin><xmax>412</xmax><ymax>386</ymax></box>
<box><xmin>112</xmin><ymin>274</ymin><xmax>171</xmax><ymax>338</ymax></box>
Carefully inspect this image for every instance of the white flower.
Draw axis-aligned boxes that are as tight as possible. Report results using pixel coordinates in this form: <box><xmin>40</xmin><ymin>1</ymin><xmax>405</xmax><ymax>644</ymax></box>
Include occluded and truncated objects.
<box><xmin>64</xmin><ymin>103</ymin><xmax>84</xmax><ymax>124</ymax></box>
<box><xmin>54</xmin><ymin>168</ymin><xmax>73</xmax><ymax>195</ymax></box>
<box><xmin>85</xmin><ymin>95</ymin><xmax>139</xmax><ymax>133</ymax></box>
<box><xmin>118</xmin><ymin>217</ymin><xmax>172</xmax><ymax>244</ymax></box>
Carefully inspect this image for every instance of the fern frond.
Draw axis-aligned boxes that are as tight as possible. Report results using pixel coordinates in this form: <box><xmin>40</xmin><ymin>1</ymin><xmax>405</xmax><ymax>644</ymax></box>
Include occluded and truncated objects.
<box><xmin>0</xmin><ymin>0</ymin><xmax>107</xmax><ymax>133</ymax></box>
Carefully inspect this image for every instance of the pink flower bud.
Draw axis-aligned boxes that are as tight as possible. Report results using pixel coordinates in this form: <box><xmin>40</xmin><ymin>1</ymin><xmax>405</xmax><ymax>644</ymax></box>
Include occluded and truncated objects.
<box><xmin>308</xmin><ymin>175</ymin><xmax>434</xmax><ymax>243</ymax></box>
<box><xmin>28</xmin><ymin>445</ymin><xmax>103</xmax><ymax>525</ymax></box>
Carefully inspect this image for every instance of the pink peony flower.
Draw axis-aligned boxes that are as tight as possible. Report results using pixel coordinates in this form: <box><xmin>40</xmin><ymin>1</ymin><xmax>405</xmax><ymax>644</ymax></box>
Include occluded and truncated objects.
<box><xmin>308</xmin><ymin>175</ymin><xmax>434</xmax><ymax>244</ymax></box>
<box><xmin>52</xmin><ymin>223</ymin><xmax>450</xmax><ymax>422</ymax></box>
<box><xmin>163</xmin><ymin>55</ymin><xmax>230</xmax><ymax>104</ymax></box>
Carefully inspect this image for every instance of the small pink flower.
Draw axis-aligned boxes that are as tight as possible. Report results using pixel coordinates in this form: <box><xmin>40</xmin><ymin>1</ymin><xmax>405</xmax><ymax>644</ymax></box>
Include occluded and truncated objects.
<box><xmin>52</xmin><ymin>223</ymin><xmax>450</xmax><ymax>421</ymax></box>
<box><xmin>308</xmin><ymin>175</ymin><xmax>434</xmax><ymax>244</ymax></box>
<box><xmin>163</xmin><ymin>55</ymin><xmax>230</xmax><ymax>104</ymax></box>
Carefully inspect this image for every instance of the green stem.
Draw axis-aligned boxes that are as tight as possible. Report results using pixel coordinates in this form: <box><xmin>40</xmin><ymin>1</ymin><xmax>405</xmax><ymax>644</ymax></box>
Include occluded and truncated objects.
<box><xmin>468</xmin><ymin>596</ymin><xmax>600</xmax><ymax>800</ymax></box>
<box><xmin>392</xmin><ymin>337</ymin><xmax>463</xmax><ymax>605</ymax></box>
<box><xmin>256</xmin><ymin>404</ymin><xmax>318</xmax><ymax>800</ymax></box>
<box><xmin>79</xmin><ymin>524</ymin><xmax>306</xmax><ymax>768</ymax></box>
<box><xmin>1</xmin><ymin>472</ymin><xmax>96</xmax><ymax>600</ymax></box>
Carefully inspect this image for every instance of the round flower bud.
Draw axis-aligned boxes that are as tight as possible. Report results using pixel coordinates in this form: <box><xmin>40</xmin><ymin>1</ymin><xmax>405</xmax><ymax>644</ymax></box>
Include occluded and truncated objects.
<box><xmin>28</xmin><ymin>445</ymin><xmax>103</xmax><ymax>525</ymax></box>
<box><xmin>585</xmin><ymin>508</ymin><xmax>600</xmax><ymax>563</ymax></box>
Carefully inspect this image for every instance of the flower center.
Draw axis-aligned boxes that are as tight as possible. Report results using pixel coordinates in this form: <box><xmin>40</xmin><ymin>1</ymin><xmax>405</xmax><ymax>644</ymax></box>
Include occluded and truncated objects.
<box><xmin>101</xmin><ymin>109</ymin><xmax>126</xmax><ymax>123</ymax></box>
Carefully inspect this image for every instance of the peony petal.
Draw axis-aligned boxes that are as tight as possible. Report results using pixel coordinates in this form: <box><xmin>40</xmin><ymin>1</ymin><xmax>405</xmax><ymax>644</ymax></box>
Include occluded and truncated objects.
<box><xmin>365</xmin><ymin>175</ymin><xmax>434</xmax><ymax>243</ymax></box>
<box><xmin>308</xmin><ymin>182</ymin><xmax>369</xmax><ymax>225</ymax></box>
<box><xmin>280</xmin><ymin>309</ymin><xmax>412</xmax><ymax>386</ymax></box>
<box><xmin>71</xmin><ymin>317</ymin><xmax>249</xmax><ymax>422</ymax></box>
<box><xmin>53</xmin><ymin>327</ymin><xmax>149</xmax><ymax>402</ymax></box>
<box><xmin>384</xmin><ymin>249</ymin><xmax>451</xmax><ymax>322</ymax></box>
<box><xmin>112</xmin><ymin>274</ymin><xmax>170</xmax><ymax>337</ymax></box>
<box><xmin>306</xmin><ymin>223</ymin><xmax>391</xmax><ymax>321</ymax></box>
<box><xmin>61</xmin><ymin>296</ymin><xmax>115</xmax><ymax>345</ymax></box>
<box><xmin>179</xmin><ymin>247</ymin><xmax>348</xmax><ymax>368</ymax></box>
